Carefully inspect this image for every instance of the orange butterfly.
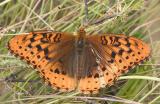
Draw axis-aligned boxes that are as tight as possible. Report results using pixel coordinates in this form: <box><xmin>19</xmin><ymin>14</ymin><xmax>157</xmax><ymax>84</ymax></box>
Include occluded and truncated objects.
<box><xmin>8</xmin><ymin>27</ymin><xmax>150</xmax><ymax>94</ymax></box>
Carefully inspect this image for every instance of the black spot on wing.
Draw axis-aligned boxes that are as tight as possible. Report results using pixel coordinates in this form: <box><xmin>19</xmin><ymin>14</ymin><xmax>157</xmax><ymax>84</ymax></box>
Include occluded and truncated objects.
<box><xmin>42</xmin><ymin>33</ymin><xmax>47</xmax><ymax>38</ymax></box>
<box><xmin>94</xmin><ymin>73</ymin><xmax>99</xmax><ymax>78</ymax></box>
<box><xmin>125</xmin><ymin>42</ymin><xmax>131</xmax><ymax>47</ymax></box>
<box><xmin>109</xmin><ymin>37</ymin><xmax>113</xmax><ymax>44</ymax></box>
<box><xmin>113</xmin><ymin>42</ymin><xmax>121</xmax><ymax>47</ymax></box>
<box><xmin>19</xmin><ymin>46</ymin><xmax>22</xmax><ymax>49</ymax></box>
<box><xmin>54</xmin><ymin>33</ymin><xmax>62</xmax><ymax>43</ymax></box>
<box><xmin>54</xmin><ymin>68</ymin><xmax>60</xmax><ymax>74</ymax></box>
<box><xmin>101</xmin><ymin>36</ymin><xmax>108</xmax><ymax>45</ymax></box>
<box><xmin>40</xmin><ymin>38</ymin><xmax>49</xmax><ymax>43</ymax></box>
<box><xmin>118</xmin><ymin>49</ymin><xmax>124</xmax><ymax>55</ymax></box>
<box><xmin>127</xmin><ymin>49</ymin><xmax>132</xmax><ymax>53</ymax></box>
<box><xmin>37</xmin><ymin>55</ymin><xmax>41</xmax><ymax>59</ymax></box>
<box><xmin>36</xmin><ymin>45</ymin><xmax>43</xmax><ymax>51</ymax></box>
<box><xmin>28</xmin><ymin>44</ymin><xmax>32</xmax><ymax>48</ymax></box>
<box><xmin>44</xmin><ymin>48</ymin><xmax>49</xmax><ymax>55</ymax></box>
<box><xmin>111</xmin><ymin>51</ymin><xmax>116</xmax><ymax>58</ymax></box>
<box><xmin>30</xmin><ymin>38</ymin><xmax>35</xmax><ymax>42</ymax></box>
<box><xmin>102</xmin><ymin>67</ymin><xmax>106</xmax><ymax>71</ymax></box>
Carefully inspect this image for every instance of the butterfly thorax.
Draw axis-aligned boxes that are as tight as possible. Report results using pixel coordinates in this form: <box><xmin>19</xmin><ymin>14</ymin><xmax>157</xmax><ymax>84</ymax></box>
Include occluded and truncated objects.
<box><xmin>76</xmin><ymin>27</ymin><xmax>86</xmax><ymax>53</ymax></box>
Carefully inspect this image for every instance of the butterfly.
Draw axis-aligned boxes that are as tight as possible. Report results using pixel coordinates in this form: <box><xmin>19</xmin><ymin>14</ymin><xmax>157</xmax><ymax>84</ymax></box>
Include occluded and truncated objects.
<box><xmin>8</xmin><ymin>27</ymin><xmax>150</xmax><ymax>94</ymax></box>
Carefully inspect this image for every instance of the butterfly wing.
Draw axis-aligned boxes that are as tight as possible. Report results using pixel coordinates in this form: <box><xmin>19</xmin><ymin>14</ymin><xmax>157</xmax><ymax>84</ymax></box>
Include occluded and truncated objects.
<box><xmin>8</xmin><ymin>30</ymin><xmax>151</xmax><ymax>94</ymax></box>
<box><xmin>78</xmin><ymin>34</ymin><xmax>150</xmax><ymax>94</ymax></box>
<box><xmin>8</xmin><ymin>31</ymin><xmax>77</xmax><ymax>92</ymax></box>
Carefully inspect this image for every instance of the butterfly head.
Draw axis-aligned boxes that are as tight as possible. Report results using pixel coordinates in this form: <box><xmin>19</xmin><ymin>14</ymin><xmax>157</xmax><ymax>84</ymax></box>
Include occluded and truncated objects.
<box><xmin>77</xmin><ymin>27</ymin><xmax>86</xmax><ymax>39</ymax></box>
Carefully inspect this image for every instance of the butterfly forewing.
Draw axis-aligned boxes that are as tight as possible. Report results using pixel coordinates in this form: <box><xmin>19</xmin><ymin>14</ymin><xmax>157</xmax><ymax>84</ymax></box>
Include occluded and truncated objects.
<box><xmin>8</xmin><ymin>31</ymin><xmax>77</xmax><ymax>92</ymax></box>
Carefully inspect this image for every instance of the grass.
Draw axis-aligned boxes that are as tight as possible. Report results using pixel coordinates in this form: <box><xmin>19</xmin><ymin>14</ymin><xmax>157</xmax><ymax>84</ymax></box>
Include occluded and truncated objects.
<box><xmin>0</xmin><ymin>0</ymin><xmax>160</xmax><ymax>104</ymax></box>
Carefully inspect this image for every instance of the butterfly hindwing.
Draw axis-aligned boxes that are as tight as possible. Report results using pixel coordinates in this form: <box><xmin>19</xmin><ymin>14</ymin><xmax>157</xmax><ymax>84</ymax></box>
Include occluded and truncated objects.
<box><xmin>8</xmin><ymin>31</ymin><xmax>77</xmax><ymax>91</ymax></box>
<box><xmin>42</xmin><ymin>61</ymin><xmax>77</xmax><ymax>92</ymax></box>
<box><xmin>78</xmin><ymin>66</ymin><xmax>102</xmax><ymax>94</ymax></box>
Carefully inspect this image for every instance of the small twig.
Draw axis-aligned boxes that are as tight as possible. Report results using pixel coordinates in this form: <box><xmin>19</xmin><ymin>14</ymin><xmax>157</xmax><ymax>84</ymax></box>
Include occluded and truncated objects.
<box><xmin>130</xmin><ymin>18</ymin><xmax>160</xmax><ymax>35</ymax></box>
<box><xmin>119</xmin><ymin>75</ymin><xmax>160</xmax><ymax>82</ymax></box>
<box><xmin>5</xmin><ymin>78</ymin><xmax>39</xmax><ymax>83</ymax></box>
<box><xmin>4</xmin><ymin>70</ymin><xmax>39</xmax><ymax>83</ymax></box>
<box><xmin>140</xmin><ymin>64</ymin><xmax>160</xmax><ymax>66</ymax></box>
<box><xmin>89</xmin><ymin>13</ymin><xmax>118</xmax><ymax>25</ymax></box>
<box><xmin>19</xmin><ymin>0</ymin><xmax>42</xmax><ymax>32</ymax></box>
<box><xmin>84</xmin><ymin>0</ymin><xmax>89</xmax><ymax>26</ymax></box>
<box><xmin>20</xmin><ymin>1</ymin><xmax>54</xmax><ymax>30</ymax></box>
<box><xmin>2</xmin><ymin>94</ymin><xmax>141</xmax><ymax>104</ymax></box>
<box><xmin>0</xmin><ymin>0</ymin><xmax>12</xmax><ymax>6</ymax></box>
